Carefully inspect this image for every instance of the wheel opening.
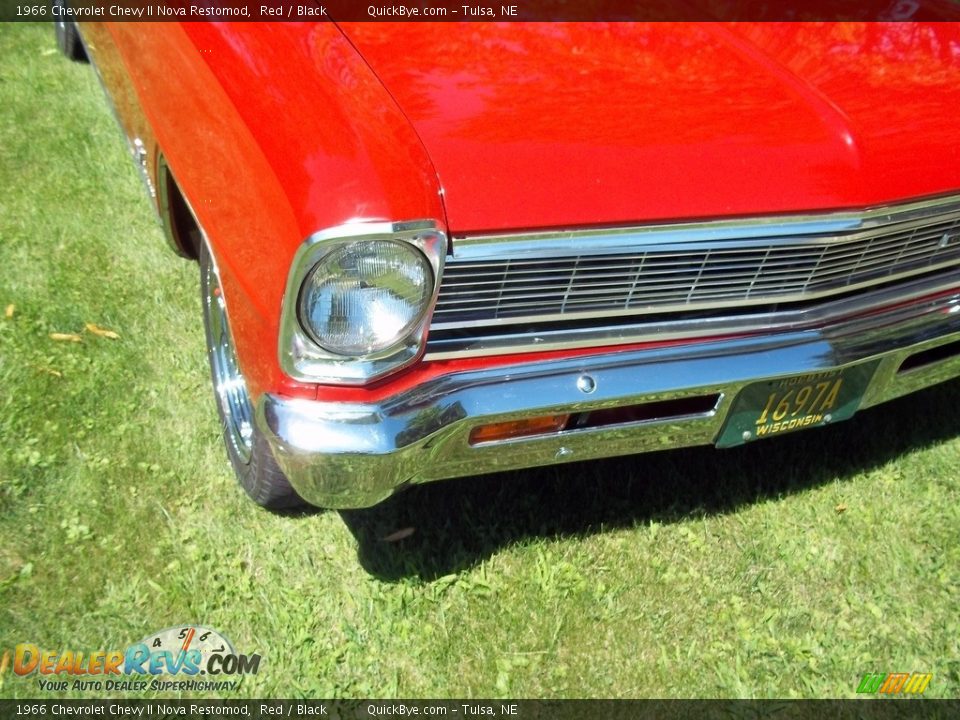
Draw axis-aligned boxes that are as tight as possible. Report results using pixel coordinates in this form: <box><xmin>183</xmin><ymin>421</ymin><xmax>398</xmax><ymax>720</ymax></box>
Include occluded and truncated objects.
<box><xmin>158</xmin><ymin>158</ymin><xmax>201</xmax><ymax>259</ymax></box>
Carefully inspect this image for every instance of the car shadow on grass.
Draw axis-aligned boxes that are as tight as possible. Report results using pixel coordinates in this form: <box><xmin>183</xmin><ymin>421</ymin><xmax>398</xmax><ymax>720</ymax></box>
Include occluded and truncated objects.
<box><xmin>339</xmin><ymin>378</ymin><xmax>960</xmax><ymax>582</ymax></box>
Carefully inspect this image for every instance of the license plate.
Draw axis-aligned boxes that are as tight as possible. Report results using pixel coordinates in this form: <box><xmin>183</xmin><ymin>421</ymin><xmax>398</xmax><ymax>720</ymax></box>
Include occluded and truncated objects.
<box><xmin>716</xmin><ymin>361</ymin><xmax>879</xmax><ymax>448</ymax></box>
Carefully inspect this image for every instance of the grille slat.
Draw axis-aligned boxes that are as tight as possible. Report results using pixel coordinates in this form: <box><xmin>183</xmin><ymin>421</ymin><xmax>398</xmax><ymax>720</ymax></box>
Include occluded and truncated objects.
<box><xmin>430</xmin><ymin>206</ymin><xmax>960</xmax><ymax>330</ymax></box>
<box><xmin>437</xmin><ymin>254</ymin><xmax>832</xmax><ymax>288</ymax></box>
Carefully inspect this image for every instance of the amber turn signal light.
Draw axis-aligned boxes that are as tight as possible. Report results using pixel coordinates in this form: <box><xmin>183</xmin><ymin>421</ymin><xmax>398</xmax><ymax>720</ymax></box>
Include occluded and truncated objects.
<box><xmin>469</xmin><ymin>414</ymin><xmax>570</xmax><ymax>445</ymax></box>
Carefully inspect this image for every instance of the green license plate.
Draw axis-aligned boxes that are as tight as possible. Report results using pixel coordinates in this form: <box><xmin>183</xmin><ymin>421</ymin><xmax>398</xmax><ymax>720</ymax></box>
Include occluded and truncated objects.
<box><xmin>716</xmin><ymin>361</ymin><xmax>880</xmax><ymax>449</ymax></box>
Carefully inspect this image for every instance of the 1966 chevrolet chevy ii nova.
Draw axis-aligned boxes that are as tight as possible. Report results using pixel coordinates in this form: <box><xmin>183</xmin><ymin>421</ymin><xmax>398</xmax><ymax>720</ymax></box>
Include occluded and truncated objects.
<box><xmin>60</xmin><ymin>20</ymin><xmax>960</xmax><ymax>509</ymax></box>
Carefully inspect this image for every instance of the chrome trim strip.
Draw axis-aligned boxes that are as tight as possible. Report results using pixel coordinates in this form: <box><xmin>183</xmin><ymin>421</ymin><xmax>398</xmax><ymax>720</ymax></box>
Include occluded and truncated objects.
<box><xmin>450</xmin><ymin>194</ymin><xmax>960</xmax><ymax>261</ymax></box>
<box><xmin>424</xmin><ymin>271</ymin><xmax>960</xmax><ymax>359</ymax></box>
<box><xmin>257</xmin><ymin>287</ymin><xmax>960</xmax><ymax>508</ymax></box>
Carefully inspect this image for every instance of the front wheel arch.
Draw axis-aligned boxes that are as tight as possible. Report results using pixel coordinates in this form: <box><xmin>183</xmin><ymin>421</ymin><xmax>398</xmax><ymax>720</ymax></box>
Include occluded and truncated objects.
<box><xmin>157</xmin><ymin>156</ymin><xmax>200</xmax><ymax>260</ymax></box>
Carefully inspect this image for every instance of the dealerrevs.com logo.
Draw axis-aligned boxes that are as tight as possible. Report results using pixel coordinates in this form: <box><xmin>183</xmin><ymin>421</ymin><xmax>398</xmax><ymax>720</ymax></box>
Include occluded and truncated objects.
<box><xmin>2</xmin><ymin>626</ymin><xmax>261</xmax><ymax>692</ymax></box>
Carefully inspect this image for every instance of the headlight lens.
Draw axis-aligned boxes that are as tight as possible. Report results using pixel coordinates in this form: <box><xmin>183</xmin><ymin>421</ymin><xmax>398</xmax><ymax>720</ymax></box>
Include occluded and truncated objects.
<box><xmin>298</xmin><ymin>239</ymin><xmax>433</xmax><ymax>356</ymax></box>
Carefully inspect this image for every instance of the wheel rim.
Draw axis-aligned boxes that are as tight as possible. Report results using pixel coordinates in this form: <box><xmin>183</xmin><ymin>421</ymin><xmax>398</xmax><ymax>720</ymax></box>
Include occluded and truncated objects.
<box><xmin>204</xmin><ymin>257</ymin><xmax>254</xmax><ymax>464</ymax></box>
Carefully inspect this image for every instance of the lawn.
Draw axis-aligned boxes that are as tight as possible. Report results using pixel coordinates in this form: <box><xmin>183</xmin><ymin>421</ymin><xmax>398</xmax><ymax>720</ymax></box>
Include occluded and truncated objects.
<box><xmin>0</xmin><ymin>22</ymin><xmax>958</xmax><ymax>700</ymax></box>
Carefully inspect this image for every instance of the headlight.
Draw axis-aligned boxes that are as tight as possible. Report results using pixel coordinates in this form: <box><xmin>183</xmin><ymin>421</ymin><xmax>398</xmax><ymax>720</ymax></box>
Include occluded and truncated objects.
<box><xmin>278</xmin><ymin>220</ymin><xmax>446</xmax><ymax>385</ymax></box>
<box><xmin>298</xmin><ymin>240</ymin><xmax>433</xmax><ymax>356</ymax></box>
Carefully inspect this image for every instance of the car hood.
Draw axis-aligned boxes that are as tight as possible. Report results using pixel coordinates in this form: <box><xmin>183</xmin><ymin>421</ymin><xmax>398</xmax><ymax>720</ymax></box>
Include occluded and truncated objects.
<box><xmin>338</xmin><ymin>22</ymin><xmax>960</xmax><ymax>235</ymax></box>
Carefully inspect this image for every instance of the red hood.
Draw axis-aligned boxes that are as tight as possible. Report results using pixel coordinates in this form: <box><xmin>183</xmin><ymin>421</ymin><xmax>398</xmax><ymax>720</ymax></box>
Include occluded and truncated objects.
<box><xmin>338</xmin><ymin>22</ymin><xmax>960</xmax><ymax>235</ymax></box>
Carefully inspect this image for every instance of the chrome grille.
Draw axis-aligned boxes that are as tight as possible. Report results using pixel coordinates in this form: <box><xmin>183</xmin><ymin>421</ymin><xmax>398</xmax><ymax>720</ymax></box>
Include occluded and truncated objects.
<box><xmin>426</xmin><ymin>195</ymin><xmax>960</xmax><ymax>358</ymax></box>
<box><xmin>434</xmin><ymin>216</ymin><xmax>960</xmax><ymax>328</ymax></box>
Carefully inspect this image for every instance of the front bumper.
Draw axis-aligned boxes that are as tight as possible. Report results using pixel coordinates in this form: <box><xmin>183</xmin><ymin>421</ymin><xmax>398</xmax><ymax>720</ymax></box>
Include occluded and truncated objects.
<box><xmin>256</xmin><ymin>288</ymin><xmax>960</xmax><ymax>508</ymax></box>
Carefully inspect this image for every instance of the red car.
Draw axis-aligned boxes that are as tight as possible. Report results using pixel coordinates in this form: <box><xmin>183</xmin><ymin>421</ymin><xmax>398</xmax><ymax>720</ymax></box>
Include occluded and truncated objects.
<box><xmin>60</xmin><ymin>20</ymin><xmax>960</xmax><ymax>509</ymax></box>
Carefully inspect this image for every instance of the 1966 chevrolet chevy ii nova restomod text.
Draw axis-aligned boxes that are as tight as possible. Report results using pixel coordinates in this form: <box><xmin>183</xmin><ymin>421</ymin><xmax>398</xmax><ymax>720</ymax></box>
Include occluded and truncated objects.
<box><xmin>60</xmin><ymin>19</ymin><xmax>960</xmax><ymax>509</ymax></box>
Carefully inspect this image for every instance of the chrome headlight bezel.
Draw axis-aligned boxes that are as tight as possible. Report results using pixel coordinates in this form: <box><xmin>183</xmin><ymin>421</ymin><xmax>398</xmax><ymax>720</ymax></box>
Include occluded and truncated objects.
<box><xmin>278</xmin><ymin>220</ymin><xmax>446</xmax><ymax>385</ymax></box>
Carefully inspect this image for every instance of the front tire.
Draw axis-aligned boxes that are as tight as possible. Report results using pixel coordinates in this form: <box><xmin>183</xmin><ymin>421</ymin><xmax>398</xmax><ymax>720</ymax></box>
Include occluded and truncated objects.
<box><xmin>52</xmin><ymin>3</ymin><xmax>87</xmax><ymax>62</ymax></box>
<box><xmin>200</xmin><ymin>241</ymin><xmax>305</xmax><ymax>510</ymax></box>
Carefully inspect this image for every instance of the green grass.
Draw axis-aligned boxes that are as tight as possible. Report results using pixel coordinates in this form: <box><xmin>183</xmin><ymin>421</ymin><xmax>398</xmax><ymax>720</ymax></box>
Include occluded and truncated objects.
<box><xmin>1</xmin><ymin>23</ymin><xmax>959</xmax><ymax>700</ymax></box>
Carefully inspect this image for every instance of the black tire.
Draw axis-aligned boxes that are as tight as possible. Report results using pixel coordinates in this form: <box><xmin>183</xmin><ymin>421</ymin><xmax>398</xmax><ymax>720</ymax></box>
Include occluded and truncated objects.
<box><xmin>53</xmin><ymin>4</ymin><xmax>88</xmax><ymax>62</ymax></box>
<box><xmin>199</xmin><ymin>241</ymin><xmax>306</xmax><ymax>510</ymax></box>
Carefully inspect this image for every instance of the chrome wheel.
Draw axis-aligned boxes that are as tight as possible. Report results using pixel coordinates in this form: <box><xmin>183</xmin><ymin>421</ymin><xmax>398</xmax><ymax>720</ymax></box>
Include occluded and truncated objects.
<box><xmin>203</xmin><ymin>257</ymin><xmax>254</xmax><ymax>464</ymax></box>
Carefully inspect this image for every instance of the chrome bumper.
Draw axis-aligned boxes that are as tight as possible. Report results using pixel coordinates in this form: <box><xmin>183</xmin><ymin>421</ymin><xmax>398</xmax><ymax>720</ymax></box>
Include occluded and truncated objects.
<box><xmin>256</xmin><ymin>290</ymin><xmax>960</xmax><ymax>508</ymax></box>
